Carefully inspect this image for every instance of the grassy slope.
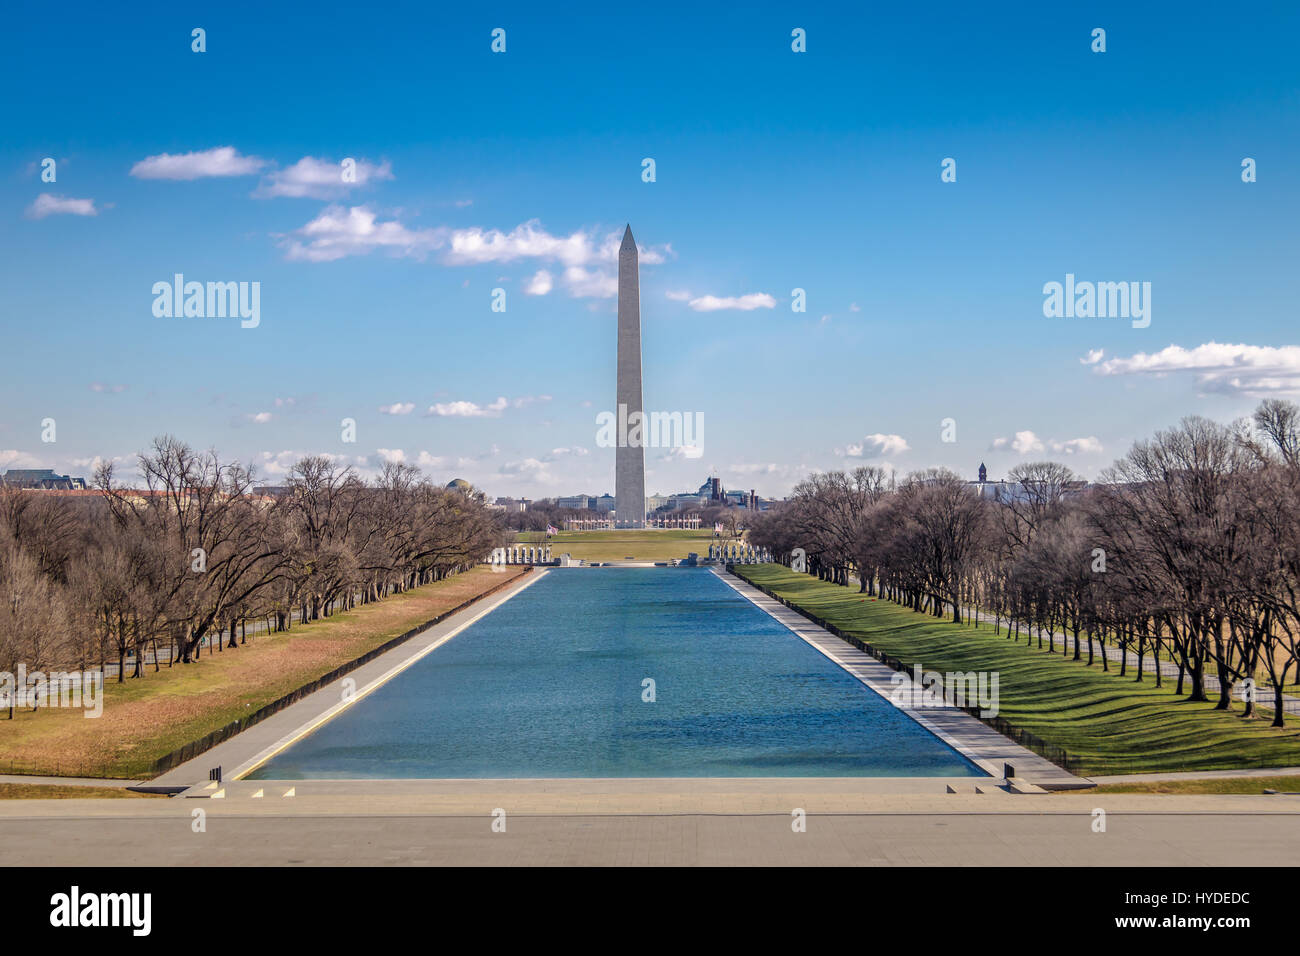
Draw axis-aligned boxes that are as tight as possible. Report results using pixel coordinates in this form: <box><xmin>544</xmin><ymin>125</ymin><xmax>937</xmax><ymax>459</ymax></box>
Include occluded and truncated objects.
<box><xmin>735</xmin><ymin>564</ymin><xmax>1300</xmax><ymax>775</ymax></box>
<box><xmin>517</xmin><ymin>529</ymin><xmax>720</xmax><ymax>562</ymax></box>
<box><xmin>0</xmin><ymin>783</ymin><xmax>164</xmax><ymax>799</ymax></box>
<box><xmin>0</xmin><ymin>566</ymin><xmax>527</xmax><ymax>779</ymax></box>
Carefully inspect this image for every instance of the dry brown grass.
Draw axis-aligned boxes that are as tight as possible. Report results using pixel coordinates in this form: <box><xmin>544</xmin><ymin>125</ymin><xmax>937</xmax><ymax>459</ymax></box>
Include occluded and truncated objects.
<box><xmin>0</xmin><ymin>567</ymin><xmax>527</xmax><ymax>778</ymax></box>
<box><xmin>0</xmin><ymin>783</ymin><xmax>165</xmax><ymax>799</ymax></box>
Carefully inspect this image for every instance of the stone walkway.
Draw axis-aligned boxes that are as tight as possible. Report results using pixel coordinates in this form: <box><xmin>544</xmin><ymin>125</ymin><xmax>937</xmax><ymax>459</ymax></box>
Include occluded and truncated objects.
<box><xmin>1089</xmin><ymin>766</ymin><xmax>1300</xmax><ymax>784</ymax></box>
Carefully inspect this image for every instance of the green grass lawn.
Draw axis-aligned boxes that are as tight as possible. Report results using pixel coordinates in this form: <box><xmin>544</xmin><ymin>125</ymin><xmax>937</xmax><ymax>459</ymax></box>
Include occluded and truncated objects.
<box><xmin>517</xmin><ymin>528</ymin><xmax>722</xmax><ymax>562</ymax></box>
<box><xmin>734</xmin><ymin>564</ymin><xmax>1300</xmax><ymax>775</ymax></box>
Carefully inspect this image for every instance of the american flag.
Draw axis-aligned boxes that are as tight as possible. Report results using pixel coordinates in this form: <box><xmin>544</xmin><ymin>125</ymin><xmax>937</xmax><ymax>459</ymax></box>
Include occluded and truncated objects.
<box><xmin>546</xmin><ymin>524</ymin><xmax>559</xmax><ymax>535</ymax></box>
<box><xmin>714</xmin><ymin>522</ymin><xmax>724</xmax><ymax>534</ymax></box>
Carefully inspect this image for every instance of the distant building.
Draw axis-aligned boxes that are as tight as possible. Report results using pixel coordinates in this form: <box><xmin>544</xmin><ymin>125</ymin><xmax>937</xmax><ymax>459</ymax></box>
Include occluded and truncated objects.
<box><xmin>661</xmin><ymin>492</ymin><xmax>707</xmax><ymax>511</ymax></box>
<box><xmin>1</xmin><ymin>469</ymin><xmax>86</xmax><ymax>490</ymax></box>
<box><xmin>252</xmin><ymin>485</ymin><xmax>293</xmax><ymax>498</ymax></box>
<box><xmin>967</xmin><ymin>463</ymin><xmax>1088</xmax><ymax>503</ymax></box>
<box><xmin>556</xmin><ymin>474</ymin><xmax>770</xmax><ymax>517</ymax></box>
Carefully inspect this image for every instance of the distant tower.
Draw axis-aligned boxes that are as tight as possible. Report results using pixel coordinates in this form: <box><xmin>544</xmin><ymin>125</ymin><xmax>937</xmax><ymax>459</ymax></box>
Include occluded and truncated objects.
<box><xmin>978</xmin><ymin>462</ymin><xmax>987</xmax><ymax>483</ymax></box>
<box><xmin>614</xmin><ymin>225</ymin><xmax>646</xmax><ymax>527</ymax></box>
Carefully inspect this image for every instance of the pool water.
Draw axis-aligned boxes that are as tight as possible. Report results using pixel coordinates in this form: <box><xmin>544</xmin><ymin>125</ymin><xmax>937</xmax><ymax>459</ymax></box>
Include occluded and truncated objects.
<box><xmin>249</xmin><ymin>568</ymin><xmax>984</xmax><ymax>778</ymax></box>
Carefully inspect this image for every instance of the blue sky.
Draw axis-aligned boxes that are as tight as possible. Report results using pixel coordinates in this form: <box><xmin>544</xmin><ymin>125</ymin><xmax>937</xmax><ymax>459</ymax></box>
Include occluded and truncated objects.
<box><xmin>3</xmin><ymin>2</ymin><xmax>1299</xmax><ymax>498</ymax></box>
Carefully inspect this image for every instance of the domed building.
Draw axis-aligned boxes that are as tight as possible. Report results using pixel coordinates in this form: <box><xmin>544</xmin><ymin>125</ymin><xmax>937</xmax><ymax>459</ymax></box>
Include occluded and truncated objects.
<box><xmin>446</xmin><ymin>478</ymin><xmax>473</xmax><ymax>494</ymax></box>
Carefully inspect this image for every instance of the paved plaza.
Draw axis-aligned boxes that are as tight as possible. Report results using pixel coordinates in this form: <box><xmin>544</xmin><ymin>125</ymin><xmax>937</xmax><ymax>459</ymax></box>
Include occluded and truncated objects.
<box><xmin>2</xmin><ymin>781</ymin><xmax>1297</xmax><ymax>865</ymax></box>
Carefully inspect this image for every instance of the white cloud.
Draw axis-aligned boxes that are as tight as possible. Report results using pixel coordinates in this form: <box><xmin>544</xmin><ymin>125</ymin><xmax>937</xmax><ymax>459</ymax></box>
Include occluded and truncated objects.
<box><xmin>27</xmin><ymin>194</ymin><xmax>99</xmax><ymax>219</ymax></box>
<box><xmin>281</xmin><ymin>205</ymin><xmax>443</xmax><ymax>262</ymax></box>
<box><xmin>1050</xmin><ymin>436</ymin><xmax>1103</xmax><ymax>455</ymax></box>
<box><xmin>378</xmin><ymin>402</ymin><xmax>416</xmax><ymax>416</ymax></box>
<box><xmin>665</xmin><ymin>290</ymin><xmax>692</xmax><ymax>301</ymax></box>
<box><xmin>1093</xmin><ymin>342</ymin><xmax>1300</xmax><ymax>396</ymax></box>
<box><xmin>659</xmin><ymin>444</ymin><xmax>705</xmax><ymax>461</ymax></box>
<box><xmin>130</xmin><ymin>146</ymin><xmax>266</xmax><ymax>180</ymax></box>
<box><xmin>376</xmin><ymin>448</ymin><xmax>406</xmax><ymax>464</ymax></box>
<box><xmin>498</xmin><ymin>457</ymin><xmax>555</xmax><ymax>483</ymax></box>
<box><xmin>1080</xmin><ymin>348</ymin><xmax>1104</xmax><ymax>365</ymax></box>
<box><xmin>446</xmin><ymin>221</ymin><xmax>591</xmax><ymax>267</ymax></box>
<box><xmin>840</xmin><ymin>433</ymin><xmax>910</xmax><ymax>458</ymax></box>
<box><xmin>424</xmin><ymin>394</ymin><xmax>549</xmax><ymax>417</ymax></box>
<box><xmin>425</xmin><ymin>396</ymin><xmax>509</xmax><ymax>418</ymax></box>
<box><xmin>991</xmin><ymin>430</ymin><xmax>1045</xmax><ymax>455</ymax></box>
<box><xmin>0</xmin><ymin>450</ymin><xmax>43</xmax><ymax>470</ymax></box>
<box><xmin>254</xmin><ymin>157</ymin><xmax>393</xmax><ymax>199</ymax></box>
<box><xmin>525</xmin><ymin>269</ymin><xmax>554</xmax><ymax>295</ymax></box>
<box><xmin>991</xmin><ymin>431</ymin><xmax>1099</xmax><ymax>457</ymax></box>
<box><xmin>442</xmin><ymin>219</ymin><xmax>666</xmax><ymax>268</ymax></box>
<box><xmin>256</xmin><ymin>449</ymin><xmax>365</xmax><ymax>477</ymax></box>
<box><xmin>247</xmin><ymin>411</ymin><xmax>272</xmax><ymax>424</ymax></box>
<box><xmin>562</xmin><ymin>266</ymin><xmax>616</xmax><ymax>298</ymax></box>
<box><xmin>549</xmin><ymin>447</ymin><xmax>590</xmax><ymax>458</ymax></box>
<box><xmin>849</xmin><ymin>303</ymin><xmax>861</xmax><ymax>313</ymax></box>
<box><xmin>71</xmin><ymin>454</ymin><xmax>131</xmax><ymax>473</ymax></box>
<box><xmin>687</xmin><ymin>293</ymin><xmax>776</xmax><ymax>312</ymax></box>
<box><xmin>279</xmin><ymin>214</ymin><xmax>665</xmax><ymax>298</ymax></box>
<box><xmin>444</xmin><ymin>221</ymin><xmax>666</xmax><ymax>298</ymax></box>
<box><xmin>88</xmin><ymin>382</ymin><xmax>127</xmax><ymax>393</ymax></box>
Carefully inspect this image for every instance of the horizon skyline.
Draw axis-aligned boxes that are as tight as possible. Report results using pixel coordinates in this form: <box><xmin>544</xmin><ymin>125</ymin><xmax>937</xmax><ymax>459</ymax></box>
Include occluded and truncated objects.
<box><xmin>5</xmin><ymin>3</ymin><xmax>1299</xmax><ymax>500</ymax></box>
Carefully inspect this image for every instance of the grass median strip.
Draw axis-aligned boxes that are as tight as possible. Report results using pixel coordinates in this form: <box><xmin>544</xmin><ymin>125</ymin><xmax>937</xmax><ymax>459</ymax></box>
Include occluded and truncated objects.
<box><xmin>516</xmin><ymin>529</ymin><xmax>716</xmax><ymax>562</ymax></box>
<box><xmin>734</xmin><ymin>564</ymin><xmax>1300</xmax><ymax>775</ymax></box>
<box><xmin>1085</xmin><ymin>775</ymin><xmax>1300</xmax><ymax>795</ymax></box>
<box><xmin>0</xmin><ymin>566</ymin><xmax>527</xmax><ymax>779</ymax></box>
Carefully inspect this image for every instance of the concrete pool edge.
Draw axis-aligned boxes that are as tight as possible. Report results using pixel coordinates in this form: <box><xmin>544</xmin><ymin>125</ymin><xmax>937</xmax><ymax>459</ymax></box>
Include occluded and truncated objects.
<box><xmin>713</xmin><ymin>569</ymin><xmax>1089</xmax><ymax>790</ymax></box>
<box><xmin>150</xmin><ymin>568</ymin><xmax>550</xmax><ymax>788</ymax></box>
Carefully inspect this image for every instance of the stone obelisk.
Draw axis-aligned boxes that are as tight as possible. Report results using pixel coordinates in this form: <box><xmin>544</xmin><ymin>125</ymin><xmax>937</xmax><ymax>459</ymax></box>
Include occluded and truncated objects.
<box><xmin>614</xmin><ymin>224</ymin><xmax>645</xmax><ymax>527</ymax></box>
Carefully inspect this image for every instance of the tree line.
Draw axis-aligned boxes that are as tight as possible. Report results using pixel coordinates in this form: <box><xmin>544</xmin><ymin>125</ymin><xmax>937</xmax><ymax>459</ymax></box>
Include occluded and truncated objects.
<box><xmin>0</xmin><ymin>436</ymin><xmax>502</xmax><ymax>706</ymax></box>
<box><xmin>748</xmin><ymin>400</ymin><xmax>1300</xmax><ymax>727</ymax></box>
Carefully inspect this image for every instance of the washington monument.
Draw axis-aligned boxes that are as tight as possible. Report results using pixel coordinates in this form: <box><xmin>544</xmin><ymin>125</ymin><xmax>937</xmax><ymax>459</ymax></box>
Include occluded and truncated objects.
<box><xmin>615</xmin><ymin>224</ymin><xmax>645</xmax><ymax>527</ymax></box>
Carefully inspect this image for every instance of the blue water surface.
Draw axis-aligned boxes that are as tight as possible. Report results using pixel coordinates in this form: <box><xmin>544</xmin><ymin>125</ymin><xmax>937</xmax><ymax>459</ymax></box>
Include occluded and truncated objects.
<box><xmin>249</xmin><ymin>569</ymin><xmax>984</xmax><ymax>778</ymax></box>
